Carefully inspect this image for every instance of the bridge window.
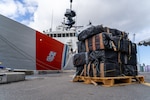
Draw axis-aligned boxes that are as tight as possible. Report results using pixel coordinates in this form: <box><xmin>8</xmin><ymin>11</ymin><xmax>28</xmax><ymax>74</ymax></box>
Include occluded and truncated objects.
<box><xmin>70</xmin><ymin>33</ymin><xmax>73</xmax><ymax>37</ymax></box>
<box><xmin>73</xmin><ymin>33</ymin><xmax>76</xmax><ymax>36</ymax></box>
<box><xmin>53</xmin><ymin>34</ymin><xmax>56</xmax><ymax>37</ymax></box>
<box><xmin>62</xmin><ymin>33</ymin><xmax>65</xmax><ymax>37</ymax></box>
<box><xmin>66</xmin><ymin>33</ymin><xmax>69</xmax><ymax>37</ymax></box>
<box><xmin>58</xmin><ymin>34</ymin><xmax>61</xmax><ymax>37</ymax></box>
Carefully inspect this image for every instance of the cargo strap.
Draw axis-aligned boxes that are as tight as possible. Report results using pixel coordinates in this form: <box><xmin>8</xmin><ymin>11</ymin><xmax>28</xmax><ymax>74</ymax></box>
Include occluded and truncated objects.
<box><xmin>118</xmin><ymin>52</ymin><xmax>123</xmax><ymax>75</ymax></box>
<box><xmin>85</xmin><ymin>39</ymin><xmax>89</xmax><ymax>52</ymax></box>
<box><xmin>104</xmin><ymin>69</ymin><xmax>116</xmax><ymax>73</ymax></box>
<box><xmin>92</xmin><ymin>35</ymin><xmax>96</xmax><ymax>51</ymax></box>
<box><xmin>106</xmin><ymin>29</ymin><xmax>117</xmax><ymax>51</ymax></box>
<box><xmin>84</xmin><ymin>64</ymin><xmax>87</xmax><ymax>76</ymax></box>
<box><xmin>111</xmin><ymin>41</ymin><xmax>117</xmax><ymax>51</ymax></box>
<box><xmin>100</xmin><ymin>62</ymin><xmax>104</xmax><ymax>77</ymax></box>
<box><xmin>128</xmin><ymin>41</ymin><xmax>131</xmax><ymax>60</ymax></box>
<box><xmin>92</xmin><ymin>64</ymin><xmax>97</xmax><ymax>77</ymax></box>
<box><xmin>117</xmin><ymin>36</ymin><xmax>122</xmax><ymax>74</ymax></box>
<box><xmin>80</xmin><ymin>67</ymin><xmax>84</xmax><ymax>76</ymax></box>
<box><xmin>118</xmin><ymin>52</ymin><xmax>122</xmax><ymax>64</ymax></box>
<box><xmin>80</xmin><ymin>64</ymin><xmax>86</xmax><ymax>76</ymax></box>
<box><xmin>106</xmin><ymin>27</ymin><xmax>110</xmax><ymax>33</ymax></box>
<box><xmin>99</xmin><ymin>33</ymin><xmax>105</xmax><ymax>49</ymax></box>
<box><xmin>87</xmin><ymin>62</ymin><xmax>91</xmax><ymax>77</ymax></box>
<box><xmin>118</xmin><ymin>36</ymin><xmax>122</xmax><ymax>51</ymax></box>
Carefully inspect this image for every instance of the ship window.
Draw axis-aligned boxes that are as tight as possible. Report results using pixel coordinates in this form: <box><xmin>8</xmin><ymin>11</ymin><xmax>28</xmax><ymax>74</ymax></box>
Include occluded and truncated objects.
<box><xmin>62</xmin><ymin>33</ymin><xmax>65</xmax><ymax>37</ymax></box>
<box><xmin>66</xmin><ymin>33</ymin><xmax>69</xmax><ymax>37</ymax></box>
<box><xmin>58</xmin><ymin>34</ymin><xmax>61</xmax><ymax>37</ymax></box>
<box><xmin>54</xmin><ymin>34</ymin><xmax>56</xmax><ymax>37</ymax></box>
<box><xmin>74</xmin><ymin>33</ymin><xmax>76</xmax><ymax>36</ymax></box>
<box><xmin>50</xmin><ymin>34</ymin><xmax>53</xmax><ymax>37</ymax></box>
<box><xmin>70</xmin><ymin>33</ymin><xmax>73</xmax><ymax>37</ymax></box>
<box><xmin>47</xmin><ymin>34</ymin><xmax>50</xmax><ymax>36</ymax></box>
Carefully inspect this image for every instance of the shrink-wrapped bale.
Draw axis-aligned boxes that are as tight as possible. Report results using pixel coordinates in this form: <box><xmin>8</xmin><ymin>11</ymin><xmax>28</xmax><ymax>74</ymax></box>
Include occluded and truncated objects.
<box><xmin>104</xmin><ymin>27</ymin><xmax>128</xmax><ymax>39</ymax></box>
<box><xmin>75</xmin><ymin>24</ymin><xmax>138</xmax><ymax>78</ymax></box>
<box><xmin>112</xmin><ymin>36</ymin><xmax>130</xmax><ymax>53</ymax></box>
<box><xmin>130</xmin><ymin>43</ymin><xmax>137</xmax><ymax>54</ymax></box>
<box><xmin>85</xmin><ymin>32</ymin><xmax>114</xmax><ymax>51</ymax></box>
<box><xmin>76</xmin><ymin>66</ymin><xmax>84</xmax><ymax>75</ymax></box>
<box><xmin>122</xmin><ymin>65</ymin><xmax>138</xmax><ymax>76</ymax></box>
<box><xmin>121</xmin><ymin>53</ymin><xmax>137</xmax><ymax>65</ymax></box>
<box><xmin>99</xmin><ymin>62</ymin><xmax>121</xmax><ymax>77</ymax></box>
<box><xmin>73</xmin><ymin>52</ymin><xmax>89</xmax><ymax>67</ymax></box>
<box><xmin>89</xmin><ymin>50</ymin><xmax>119</xmax><ymax>77</ymax></box>
<box><xmin>89</xmin><ymin>50</ymin><xmax>118</xmax><ymax>63</ymax></box>
<box><xmin>82</xmin><ymin>62</ymin><xmax>95</xmax><ymax>77</ymax></box>
<box><xmin>78</xmin><ymin>25</ymin><xmax>104</xmax><ymax>41</ymax></box>
<box><xmin>81</xmin><ymin>61</ymin><xmax>121</xmax><ymax>77</ymax></box>
<box><xmin>126</xmin><ymin>54</ymin><xmax>137</xmax><ymax>65</ymax></box>
<box><xmin>121</xmin><ymin>38</ymin><xmax>130</xmax><ymax>53</ymax></box>
<box><xmin>78</xmin><ymin>25</ymin><xmax>128</xmax><ymax>41</ymax></box>
<box><xmin>111</xmin><ymin>36</ymin><xmax>121</xmax><ymax>51</ymax></box>
<box><xmin>77</xmin><ymin>41</ymin><xmax>86</xmax><ymax>53</ymax></box>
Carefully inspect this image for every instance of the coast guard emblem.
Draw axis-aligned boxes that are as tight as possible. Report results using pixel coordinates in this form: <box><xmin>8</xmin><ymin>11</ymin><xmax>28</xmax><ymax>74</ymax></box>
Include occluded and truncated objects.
<box><xmin>46</xmin><ymin>51</ymin><xmax>56</xmax><ymax>62</ymax></box>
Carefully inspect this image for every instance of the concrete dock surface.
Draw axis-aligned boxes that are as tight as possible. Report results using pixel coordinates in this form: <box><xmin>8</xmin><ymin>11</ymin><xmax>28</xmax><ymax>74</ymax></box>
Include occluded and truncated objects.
<box><xmin>0</xmin><ymin>70</ymin><xmax>150</xmax><ymax>100</ymax></box>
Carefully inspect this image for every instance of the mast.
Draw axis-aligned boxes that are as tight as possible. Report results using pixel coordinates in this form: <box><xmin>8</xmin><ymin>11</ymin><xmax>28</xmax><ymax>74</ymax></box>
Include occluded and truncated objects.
<box><xmin>70</xmin><ymin>0</ymin><xmax>72</xmax><ymax>10</ymax></box>
<box><xmin>64</xmin><ymin>0</ymin><xmax>76</xmax><ymax>29</ymax></box>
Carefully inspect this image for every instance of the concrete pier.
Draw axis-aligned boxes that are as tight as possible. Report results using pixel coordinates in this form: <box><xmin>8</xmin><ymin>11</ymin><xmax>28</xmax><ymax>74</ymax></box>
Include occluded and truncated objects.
<box><xmin>0</xmin><ymin>72</ymin><xmax>25</xmax><ymax>84</ymax></box>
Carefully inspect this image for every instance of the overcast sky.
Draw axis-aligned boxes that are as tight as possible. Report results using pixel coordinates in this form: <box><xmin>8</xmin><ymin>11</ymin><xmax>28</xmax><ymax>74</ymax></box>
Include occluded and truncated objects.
<box><xmin>1</xmin><ymin>0</ymin><xmax>150</xmax><ymax>65</ymax></box>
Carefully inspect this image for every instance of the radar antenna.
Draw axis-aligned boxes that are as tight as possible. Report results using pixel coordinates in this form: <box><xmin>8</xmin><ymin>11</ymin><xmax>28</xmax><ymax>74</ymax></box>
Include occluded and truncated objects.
<box><xmin>64</xmin><ymin>0</ymin><xmax>76</xmax><ymax>28</ymax></box>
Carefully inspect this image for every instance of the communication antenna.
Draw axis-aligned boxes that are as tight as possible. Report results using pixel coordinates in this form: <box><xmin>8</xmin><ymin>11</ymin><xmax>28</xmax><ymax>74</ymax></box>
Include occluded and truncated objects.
<box><xmin>50</xmin><ymin>10</ymin><xmax>53</xmax><ymax>32</ymax></box>
<box><xmin>64</xmin><ymin>0</ymin><xmax>76</xmax><ymax>28</ymax></box>
<box><xmin>70</xmin><ymin>0</ymin><xmax>73</xmax><ymax>10</ymax></box>
<box><xmin>133</xmin><ymin>33</ymin><xmax>136</xmax><ymax>43</ymax></box>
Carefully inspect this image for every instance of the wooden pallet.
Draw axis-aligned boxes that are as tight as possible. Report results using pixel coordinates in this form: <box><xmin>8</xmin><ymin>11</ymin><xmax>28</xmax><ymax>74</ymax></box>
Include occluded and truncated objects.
<box><xmin>73</xmin><ymin>75</ymin><xmax>145</xmax><ymax>87</ymax></box>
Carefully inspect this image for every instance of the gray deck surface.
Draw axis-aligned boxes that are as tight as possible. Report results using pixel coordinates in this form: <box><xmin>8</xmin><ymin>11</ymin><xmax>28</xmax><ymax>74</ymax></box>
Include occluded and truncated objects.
<box><xmin>0</xmin><ymin>71</ymin><xmax>150</xmax><ymax>100</ymax></box>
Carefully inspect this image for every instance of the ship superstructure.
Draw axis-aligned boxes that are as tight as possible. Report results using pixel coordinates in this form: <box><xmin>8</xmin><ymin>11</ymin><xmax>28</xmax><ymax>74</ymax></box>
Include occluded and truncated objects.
<box><xmin>44</xmin><ymin>25</ymin><xmax>83</xmax><ymax>53</ymax></box>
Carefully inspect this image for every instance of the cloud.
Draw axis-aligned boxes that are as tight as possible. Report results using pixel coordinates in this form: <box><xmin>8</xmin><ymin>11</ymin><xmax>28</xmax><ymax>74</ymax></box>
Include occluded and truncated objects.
<box><xmin>1</xmin><ymin>0</ymin><xmax>150</xmax><ymax>43</ymax></box>
<box><xmin>0</xmin><ymin>0</ymin><xmax>37</xmax><ymax>24</ymax></box>
<box><xmin>0</xmin><ymin>0</ymin><xmax>17</xmax><ymax>18</ymax></box>
<box><xmin>29</xmin><ymin>0</ymin><xmax>69</xmax><ymax>32</ymax></box>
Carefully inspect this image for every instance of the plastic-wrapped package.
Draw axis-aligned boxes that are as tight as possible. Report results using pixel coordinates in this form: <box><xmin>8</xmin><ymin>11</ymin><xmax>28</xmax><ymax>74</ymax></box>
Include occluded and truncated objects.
<box><xmin>85</xmin><ymin>32</ymin><xmax>113</xmax><ymax>51</ymax></box>
<box><xmin>89</xmin><ymin>50</ymin><xmax>118</xmax><ymax>63</ymax></box>
<box><xmin>104</xmin><ymin>27</ymin><xmax>128</xmax><ymax>39</ymax></box>
<box><xmin>121</xmin><ymin>53</ymin><xmax>137</xmax><ymax>65</ymax></box>
<box><xmin>73</xmin><ymin>52</ymin><xmax>89</xmax><ymax>67</ymax></box>
<box><xmin>77</xmin><ymin>41</ymin><xmax>86</xmax><ymax>53</ymax></box>
<box><xmin>78</xmin><ymin>25</ymin><xmax>104</xmax><ymax>41</ymax></box>
<box><xmin>99</xmin><ymin>62</ymin><xmax>121</xmax><ymax>77</ymax></box>
<box><xmin>130</xmin><ymin>43</ymin><xmax>137</xmax><ymax>54</ymax></box>
<box><xmin>122</xmin><ymin>65</ymin><xmax>138</xmax><ymax>76</ymax></box>
<box><xmin>75</xmin><ymin>25</ymin><xmax>138</xmax><ymax>77</ymax></box>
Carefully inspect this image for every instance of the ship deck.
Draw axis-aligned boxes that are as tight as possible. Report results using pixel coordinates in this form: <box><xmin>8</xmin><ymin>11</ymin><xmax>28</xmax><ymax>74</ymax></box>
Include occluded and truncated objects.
<box><xmin>0</xmin><ymin>70</ymin><xmax>150</xmax><ymax>100</ymax></box>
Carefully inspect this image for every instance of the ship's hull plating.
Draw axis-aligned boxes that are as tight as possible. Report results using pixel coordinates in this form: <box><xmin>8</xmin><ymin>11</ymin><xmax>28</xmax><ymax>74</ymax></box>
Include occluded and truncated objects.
<box><xmin>0</xmin><ymin>14</ymin><xmax>68</xmax><ymax>70</ymax></box>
